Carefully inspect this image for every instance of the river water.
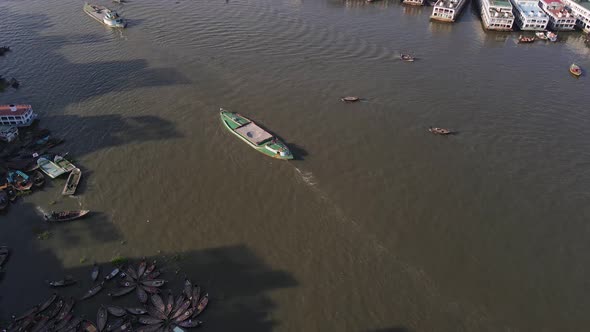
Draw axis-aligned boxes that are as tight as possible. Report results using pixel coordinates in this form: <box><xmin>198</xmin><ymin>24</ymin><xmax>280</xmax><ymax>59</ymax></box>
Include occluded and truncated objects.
<box><xmin>1</xmin><ymin>0</ymin><xmax>590</xmax><ymax>330</ymax></box>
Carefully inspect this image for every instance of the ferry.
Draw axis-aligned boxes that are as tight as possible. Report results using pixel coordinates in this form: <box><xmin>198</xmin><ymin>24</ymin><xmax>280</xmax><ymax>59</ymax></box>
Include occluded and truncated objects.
<box><xmin>83</xmin><ymin>3</ymin><xmax>126</xmax><ymax>28</ymax></box>
<box><xmin>220</xmin><ymin>108</ymin><xmax>293</xmax><ymax>160</ymax></box>
<box><xmin>539</xmin><ymin>0</ymin><xmax>576</xmax><ymax>30</ymax></box>
<box><xmin>431</xmin><ymin>0</ymin><xmax>469</xmax><ymax>22</ymax></box>
<box><xmin>0</xmin><ymin>104</ymin><xmax>36</xmax><ymax>127</ymax></box>
<box><xmin>479</xmin><ymin>0</ymin><xmax>515</xmax><ymax>30</ymax></box>
<box><xmin>563</xmin><ymin>0</ymin><xmax>590</xmax><ymax>33</ymax></box>
<box><xmin>510</xmin><ymin>0</ymin><xmax>549</xmax><ymax>30</ymax></box>
<box><xmin>403</xmin><ymin>0</ymin><xmax>425</xmax><ymax>5</ymax></box>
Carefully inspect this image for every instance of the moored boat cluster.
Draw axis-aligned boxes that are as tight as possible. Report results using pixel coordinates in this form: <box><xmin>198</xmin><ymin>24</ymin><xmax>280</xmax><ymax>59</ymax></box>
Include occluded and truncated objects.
<box><xmin>3</xmin><ymin>260</ymin><xmax>208</xmax><ymax>331</ymax></box>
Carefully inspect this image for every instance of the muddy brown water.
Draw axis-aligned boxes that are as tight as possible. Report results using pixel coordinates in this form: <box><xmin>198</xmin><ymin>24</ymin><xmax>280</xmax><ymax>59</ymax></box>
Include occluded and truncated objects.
<box><xmin>1</xmin><ymin>0</ymin><xmax>590</xmax><ymax>331</ymax></box>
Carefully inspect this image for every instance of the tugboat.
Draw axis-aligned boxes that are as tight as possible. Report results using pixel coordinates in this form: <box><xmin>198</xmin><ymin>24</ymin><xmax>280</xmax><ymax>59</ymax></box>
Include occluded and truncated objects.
<box><xmin>220</xmin><ymin>108</ymin><xmax>293</xmax><ymax>160</ymax></box>
<box><xmin>83</xmin><ymin>3</ymin><xmax>127</xmax><ymax>28</ymax></box>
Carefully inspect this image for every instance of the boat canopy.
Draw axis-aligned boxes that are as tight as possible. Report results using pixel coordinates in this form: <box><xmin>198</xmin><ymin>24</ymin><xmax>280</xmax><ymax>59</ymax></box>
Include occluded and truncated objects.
<box><xmin>235</xmin><ymin>123</ymin><xmax>273</xmax><ymax>145</ymax></box>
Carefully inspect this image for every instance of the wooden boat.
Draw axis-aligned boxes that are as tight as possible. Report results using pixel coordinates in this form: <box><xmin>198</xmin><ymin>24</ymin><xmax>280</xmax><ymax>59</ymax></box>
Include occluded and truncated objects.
<box><xmin>38</xmin><ymin>293</ymin><xmax>58</xmax><ymax>313</ymax></box>
<box><xmin>91</xmin><ymin>263</ymin><xmax>100</xmax><ymax>281</ymax></box>
<box><xmin>429</xmin><ymin>127</ymin><xmax>453</xmax><ymax>135</ymax></box>
<box><xmin>8</xmin><ymin>170</ymin><xmax>33</xmax><ymax>191</ymax></box>
<box><xmin>105</xmin><ymin>267</ymin><xmax>120</xmax><ymax>280</ymax></box>
<box><xmin>194</xmin><ymin>293</ymin><xmax>209</xmax><ymax>316</ymax></box>
<box><xmin>106</xmin><ymin>305</ymin><xmax>127</xmax><ymax>317</ymax></box>
<box><xmin>340</xmin><ymin>96</ymin><xmax>360</xmax><ymax>102</ymax></box>
<box><xmin>535</xmin><ymin>32</ymin><xmax>548</xmax><ymax>40</ymax></box>
<box><xmin>97</xmin><ymin>306</ymin><xmax>108</xmax><ymax>332</ymax></box>
<box><xmin>32</xmin><ymin>170</ymin><xmax>45</xmax><ymax>187</ymax></box>
<box><xmin>47</xmin><ymin>276</ymin><xmax>77</xmax><ymax>287</ymax></box>
<box><xmin>518</xmin><ymin>35</ymin><xmax>535</xmax><ymax>43</ymax></box>
<box><xmin>220</xmin><ymin>109</ymin><xmax>294</xmax><ymax>160</ymax></box>
<box><xmin>570</xmin><ymin>63</ymin><xmax>582</xmax><ymax>77</ymax></box>
<box><xmin>62</xmin><ymin>168</ymin><xmax>81</xmax><ymax>196</ymax></box>
<box><xmin>108</xmin><ymin>286</ymin><xmax>136</xmax><ymax>297</ymax></box>
<box><xmin>37</xmin><ymin>157</ymin><xmax>66</xmax><ymax>179</ymax></box>
<box><xmin>141</xmin><ymin>279</ymin><xmax>166</xmax><ymax>287</ymax></box>
<box><xmin>44</xmin><ymin>210</ymin><xmax>90</xmax><ymax>222</ymax></box>
<box><xmin>0</xmin><ymin>190</ymin><xmax>8</xmax><ymax>210</ymax></box>
<box><xmin>125</xmin><ymin>307</ymin><xmax>148</xmax><ymax>315</ymax></box>
<box><xmin>400</xmin><ymin>54</ymin><xmax>415</xmax><ymax>62</ymax></box>
<box><xmin>54</xmin><ymin>155</ymin><xmax>76</xmax><ymax>173</ymax></box>
<box><xmin>80</xmin><ymin>282</ymin><xmax>104</xmax><ymax>300</ymax></box>
<box><xmin>80</xmin><ymin>320</ymin><xmax>99</xmax><ymax>332</ymax></box>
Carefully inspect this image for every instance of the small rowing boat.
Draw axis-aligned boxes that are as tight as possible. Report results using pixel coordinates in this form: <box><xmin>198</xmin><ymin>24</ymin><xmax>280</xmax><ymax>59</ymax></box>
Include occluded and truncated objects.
<box><xmin>535</xmin><ymin>32</ymin><xmax>548</xmax><ymax>40</ymax></box>
<box><xmin>37</xmin><ymin>157</ymin><xmax>66</xmax><ymax>179</ymax></box>
<box><xmin>54</xmin><ymin>155</ymin><xmax>76</xmax><ymax>173</ymax></box>
<box><xmin>429</xmin><ymin>127</ymin><xmax>453</xmax><ymax>135</ymax></box>
<box><xmin>547</xmin><ymin>32</ymin><xmax>558</xmax><ymax>42</ymax></box>
<box><xmin>62</xmin><ymin>168</ymin><xmax>81</xmax><ymax>196</ymax></box>
<box><xmin>220</xmin><ymin>109</ymin><xmax>293</xmax><ymax>160</ymax></box>
<box><xmin>570</xmin><ymin>63</ymin><xmax>582</xmax><ymax>77</ymax></box>
<box><xmin>340</xmin><ymin>96</ymin><xmax>360</xmax><ymax>102</ymax></box>
<box><xmin>518</xmin><ymin>35</ymin><xmax>535</xmax><ymax>43</ymax></box>
<box><xmin>400</xmin><ymin>54</ymin><xmax>415</xmax><ymax>62</ymax></box>
<box><xmin>44</xmin><ymin>210</ymin><xmax>90</xmax><ymax>222</ymax></box>
<box><xmin>32</xmin><ymin>170</ymin><xmax>45</xmax><ymax>187</ymax></box>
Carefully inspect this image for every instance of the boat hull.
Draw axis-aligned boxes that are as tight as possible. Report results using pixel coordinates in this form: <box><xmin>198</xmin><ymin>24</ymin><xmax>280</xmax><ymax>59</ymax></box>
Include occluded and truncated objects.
<box><xmin>37</xmin><ymin>157</ymin><xmax>66</xmax><ymax>179</ymax></box>
<box><xmin>220</xmin><ymin>110</ymin><xmax>293</xmax><ymax>160</ymax></box>
<box><xmin>62</xmin><ymin>168</ymin><xmax>81</xmax><ymax>196</ymax></box>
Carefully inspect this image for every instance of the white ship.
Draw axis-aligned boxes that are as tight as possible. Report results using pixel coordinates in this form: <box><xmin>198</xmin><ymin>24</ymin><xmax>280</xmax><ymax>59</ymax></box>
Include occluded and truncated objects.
<box><xmin>479</xmin><ymin>0</ymin><xmax>515</xmax><ymax>30</ymax></box>
<box><xmin>510</xmin><ymin>0</ymin><xmax>549</xmax><ymax>30</ymax></box>
<box><xmin>431</xmin><ymin>0</ymin><xmax>469</xmax><ymax>22</ymax></box>
<box><xmin>561</xmin><ymin>0</ymin><xmax>590</xmax><ymax>32</ymax></box>
<box><xmin>539</xmin><ymin>0</ymin><xmax>576</xmax><ymax>30</ymax></box>
<box><xmin>403</xmin><ymin>0</ymin><xmax>425</xmax><ymax>5</ymax></box>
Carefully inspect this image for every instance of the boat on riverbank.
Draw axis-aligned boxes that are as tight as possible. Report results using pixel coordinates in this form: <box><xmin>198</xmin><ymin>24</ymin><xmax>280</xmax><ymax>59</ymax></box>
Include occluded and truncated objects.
<box><xmin>62</xmin><ymin>168</ymin><xmax>81</xmax><ymax>196</ymax></box>
<box><xmin>37</xmin><ymin>157</ymin><xmax>66</xmax><ymax>179</ymax></box>
<box><xmin>7</xmin><ymin>171</ymin><xmax>32</xmax><ymax>191</ymax></box>
<box><xmin>220</xmin><ymin>109</ymin><xmax>293</xmax><ymax>160</ymax></box>
<box><xmin>83</xmin><ymin>3</ymin><xmax>126</xmax><ymax>28</ymax></box>
<box><xmin>431</xmin><ymin>0</ymin><xmax>468</xmax><ymax>22</ymax></box>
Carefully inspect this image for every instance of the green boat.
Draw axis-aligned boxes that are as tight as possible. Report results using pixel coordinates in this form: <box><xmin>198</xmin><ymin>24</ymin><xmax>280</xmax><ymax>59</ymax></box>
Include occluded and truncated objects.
<box><xmin>220</xmin><ymin>108</ymin><xmax>293</xmax><ymax>160</ymax></box>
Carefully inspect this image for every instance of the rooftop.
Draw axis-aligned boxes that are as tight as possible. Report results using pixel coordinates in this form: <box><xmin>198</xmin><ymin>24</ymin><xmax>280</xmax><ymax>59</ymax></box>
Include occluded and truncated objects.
<box><xmin>435</xmin><ymin>0</ymin><xmax>462</xmax><ymax>8</ymax></box>
<box><xmin>235</xmin><ymin>123</ymin><xmax>273</xmax><ymax>145</ymax></box>
<box><xmin>489</xmin><ymin>0</ymin><xmax>512</xmax><ymax>7</ymax></box>
<box><xmin>0</xmin><ymin>104</ymin><xmax>32</xmax><ymax>117</ymax></box>
<box><xmin>514</xmin><ymin>0</ymin><xmax>549</xmax><ymax>17</ymax></box>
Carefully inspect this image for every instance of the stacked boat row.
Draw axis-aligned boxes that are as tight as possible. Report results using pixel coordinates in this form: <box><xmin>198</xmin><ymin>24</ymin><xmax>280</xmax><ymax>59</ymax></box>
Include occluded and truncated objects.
<box><xmin>397</xmin><ymin>0</ymin><xmax>590</xmax><ymax>32</ymax></box>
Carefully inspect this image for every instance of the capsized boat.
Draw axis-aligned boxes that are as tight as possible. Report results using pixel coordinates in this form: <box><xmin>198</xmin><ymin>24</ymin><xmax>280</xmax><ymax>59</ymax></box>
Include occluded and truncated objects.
<box><xmin>62</xmin><ymin>168</ymin><xmax>81</xmax><ymax>196</ymax></box>
<box><xmin>220</xmin><ymin>109</ymin><xmax>293</xmax><ymax>160</ymax></box>
<box><xmin>54</xmin><ymin>155</ymin><xmax>76</xmax><ymax>173</ymax></box>
<box><xmin>37</xmin><ymin>157</ymin><xmax>66</xmax><ymax>179</ymax></box>
<box><xmin>44</xmin><ymin>210</ymin><xmax>90</xmax><ymax>222</ymax></box>
<box><xmin>570</xmin><ymin>63</ymin><xmax>582</xmax><ymax>77</ymax></box>
<box><xmin>83</xmin><ymin>3</ymin><xmax>127</xmax><ymax>28</ymax></box>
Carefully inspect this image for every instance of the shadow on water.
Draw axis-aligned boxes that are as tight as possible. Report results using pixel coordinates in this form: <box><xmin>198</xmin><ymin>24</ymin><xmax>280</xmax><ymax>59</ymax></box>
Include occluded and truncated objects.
<box><xmin>287</xmin><ymin>143</ymin><xmax>308</xmax><ymax>160</ymax></box>
<box><xmin>0</xmin><ymin>204</ymin><xmax>297</xmax><ymax>331</ymax></box>
<box><xmin>42</xmin><ymin>114</ymin><xmax>183</xmax><ymax>158</ymax></box>
<box><xmin>0</xmin><ymin>9</ymin><xmax>188</xmax><ymax>164</ymax></box>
